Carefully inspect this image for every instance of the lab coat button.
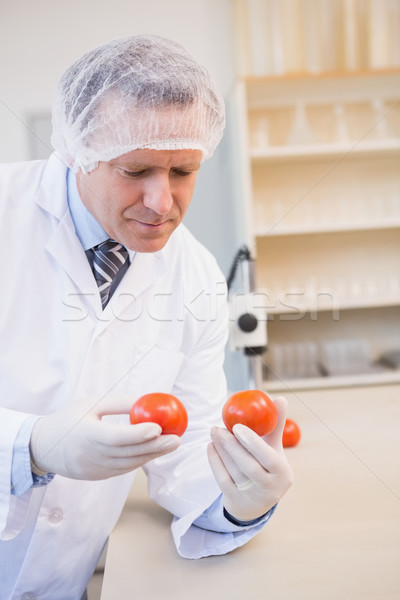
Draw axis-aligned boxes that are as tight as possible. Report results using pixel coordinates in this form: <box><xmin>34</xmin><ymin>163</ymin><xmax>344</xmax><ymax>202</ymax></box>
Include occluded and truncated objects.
<box><xmin>21</xmin><ymin>593</ymin><xmax>37</xmax><ymax>600</ymax></box>
<box><xmin>48</xmin><ymin>507</ymin><xmax>63</xmax><ymax>524</ymax></box>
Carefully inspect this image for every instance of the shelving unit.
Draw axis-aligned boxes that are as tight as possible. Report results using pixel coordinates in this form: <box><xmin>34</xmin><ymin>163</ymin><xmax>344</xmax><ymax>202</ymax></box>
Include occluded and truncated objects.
<box><xmin>230</xmin><ymin>70</ymin><xmax>400</xmax><ymax>391</ymax></box>
<box><xmin>250</xmin><ymin>138</ymin><xmax>400</xmax><ymax>161</ymax></box>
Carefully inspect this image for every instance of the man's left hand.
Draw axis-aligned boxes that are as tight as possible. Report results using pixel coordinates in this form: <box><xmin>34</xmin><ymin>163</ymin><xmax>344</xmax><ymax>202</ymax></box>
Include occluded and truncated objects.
<box><xmin>207</xmin><ymin>396</ymin><xmax>294</xmax><ymax>522</ymax></box>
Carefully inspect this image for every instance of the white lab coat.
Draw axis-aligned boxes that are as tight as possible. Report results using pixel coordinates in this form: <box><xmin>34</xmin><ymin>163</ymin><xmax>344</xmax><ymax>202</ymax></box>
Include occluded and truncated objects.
<box><xmin>0</xmin><ymin>154</ymin><xmax>260</xmax><ymax>599</ymax></box>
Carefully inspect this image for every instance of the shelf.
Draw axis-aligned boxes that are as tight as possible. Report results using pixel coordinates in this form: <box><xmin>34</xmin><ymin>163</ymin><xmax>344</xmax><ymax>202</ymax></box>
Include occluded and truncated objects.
<box><xmin>254</xmin><ymin>217</ymin><xmax>400</xmax><ymax>237</ymax></box>
<box><xmin>245</xmin><ymin>72</ymin><xmax>400</xmax><ymax>108</ymax></box>
<box><xmin>243</xmin><ymin>69</ymin><xmax>400</xmax><ymax>84</ymax></box>
<box><xmin>263</xmin><ymin>369</ymin><xmax>400</xmax><ymax>393</ymax></box>
<box><xmin>230</xmin><ymin>69</ymin><xmax>400</xmax><ymax>392</ymax></box>
<box><xmin>250</xmin><ymin>137</ymin><xmax>400</xmax><ymax>163</ymax></box>
<box><xmin>263</xmin><ymin>294</ymin><xmax>400</xmax><ymax>316</ymax></box>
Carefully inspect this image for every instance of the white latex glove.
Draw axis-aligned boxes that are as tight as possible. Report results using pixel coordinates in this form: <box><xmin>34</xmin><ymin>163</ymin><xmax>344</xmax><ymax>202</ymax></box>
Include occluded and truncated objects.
<box><xmin>30</xmin><ymin>396</ymin><xmax>180</xmax><ymax>480</ymax></box>
<box><xmin>207</xmin><ymin>396</ymin><xmax>293</xmax><ymax>522</ymax></box>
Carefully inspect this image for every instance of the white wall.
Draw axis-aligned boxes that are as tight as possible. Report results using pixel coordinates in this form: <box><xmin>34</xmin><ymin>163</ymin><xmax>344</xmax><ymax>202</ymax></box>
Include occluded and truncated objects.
<box><xmin>0</xmin><ymin>0</ymin><xmax>235</xmax><ymax>162</ymax></box>
<box><xmin>0</xmin><ymin>0</ymin><xmax>249</xmax><ymax>390</ymax></box>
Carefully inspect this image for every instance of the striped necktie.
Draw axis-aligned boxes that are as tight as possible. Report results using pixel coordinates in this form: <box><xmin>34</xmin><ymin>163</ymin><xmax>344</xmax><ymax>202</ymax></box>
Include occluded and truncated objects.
<box><xmin>89</xmin><ymin>240</ymin><xmax>129</xmax><ymax>309</ymax></box>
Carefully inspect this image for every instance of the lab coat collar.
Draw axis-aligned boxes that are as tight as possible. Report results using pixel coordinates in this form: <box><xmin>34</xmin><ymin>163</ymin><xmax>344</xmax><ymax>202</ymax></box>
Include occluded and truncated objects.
<box><xmin>33</xmin><ymin>152</ymin><xmax>70</xmax><ymax>220</ymax></box>
<box><xmin>33</xmin><ymin>153</ymin><xmax>100</xmax><ymax>313</ymax></box>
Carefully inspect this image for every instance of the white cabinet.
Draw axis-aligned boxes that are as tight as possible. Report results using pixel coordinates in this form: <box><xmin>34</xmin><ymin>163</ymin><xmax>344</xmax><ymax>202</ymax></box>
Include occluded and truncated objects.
<box><xmin>231</xmin><ymin>70</ymin><xmax>400</xmax><ymax>390</ymax></box>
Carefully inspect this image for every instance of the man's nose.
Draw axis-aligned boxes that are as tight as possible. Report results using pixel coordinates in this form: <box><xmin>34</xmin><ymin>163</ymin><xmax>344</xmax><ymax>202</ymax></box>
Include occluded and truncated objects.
<box><xmin>143</xmin><ymin>174</ymin><xmax>174</xmax><ymax>215</ymax></box>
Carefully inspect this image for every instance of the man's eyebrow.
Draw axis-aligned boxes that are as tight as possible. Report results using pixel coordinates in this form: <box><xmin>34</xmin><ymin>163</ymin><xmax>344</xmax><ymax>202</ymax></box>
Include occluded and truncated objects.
<box><xmin>170</xmin><ymin>162</ymin><xmax>201</xmax><ymax>170</ymax></box>
<box><xmin>112</xmin><ymin>160</ymin><xmax>148</xmax><ymax>169</ymax></box>
<box><xmin>115</xmin><ymin>161</ymin><xmax>201</xmax><ymax>170</ymax></box>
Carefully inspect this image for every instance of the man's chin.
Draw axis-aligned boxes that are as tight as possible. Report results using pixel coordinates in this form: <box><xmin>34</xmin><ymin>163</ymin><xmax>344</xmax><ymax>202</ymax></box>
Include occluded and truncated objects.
<box><xmin>124</xmin><ymin>231</ymin><xmax>174</xmax><ymax>254</ymax></box>
<box><xmin>118</xmin><ymin>220</ymin><xmax>177</xmax><ymax>253</ymax></box>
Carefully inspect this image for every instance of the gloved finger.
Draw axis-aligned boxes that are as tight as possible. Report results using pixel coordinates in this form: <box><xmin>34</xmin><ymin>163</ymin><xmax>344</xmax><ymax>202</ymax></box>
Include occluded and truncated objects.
<box><xmin>91</xmin><ymin>420</ymin><xmax>163</xmax><ymax>447</ymax></box>
<box><xmin>209</xmin><ymin>427</ymin><xmax>247</xmax><ymax>485</ymax></box>
<box><xmin>232</xmin><ymin>423</ymin><xmax>284</xmax><ymax>474</ymax></box>
<box><xmin>207</xmin><ymin>442</ymin><xmax>238</xmax><ymax>494</ymax></box>
<box><xmin>209</xmin><ymin>427</ymin><xmax>271</xmax><ymax>491</ymax></box>
<box><xmin>81</xmin><ymin>445</ymin><xmax>183</xmax><ymax>480</ymax></box>
<box><xmin>101</xmin><ymin>432</ymin><xmax>180</xmax><ymax>457</ymax></box>
<box><xmin>262</xmin><ymin>396</ymin><xmax>288</xmax><ymax>451</ymax></box>
<box><xmin>84</xmin><ymin>394</ymin><xmax>138</xmax><ymax>418</ymax></box>
<box><xmin>107</xmin><ymin>453</ymin><xmax>177</xmax><ymax>475</ymax></box>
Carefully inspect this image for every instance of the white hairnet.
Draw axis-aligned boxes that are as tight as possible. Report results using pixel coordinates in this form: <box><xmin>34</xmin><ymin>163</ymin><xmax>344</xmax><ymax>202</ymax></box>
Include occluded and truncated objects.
<box><xmin>51</xmin><ymin>34</ymin><xmax>226</xmax><ymax>173</ymax></box>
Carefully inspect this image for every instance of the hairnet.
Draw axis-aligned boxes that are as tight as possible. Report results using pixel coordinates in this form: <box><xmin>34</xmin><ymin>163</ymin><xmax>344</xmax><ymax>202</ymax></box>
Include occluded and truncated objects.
<box><xmin>51</xmin><ymin>34</ymin><xmax>226</xmax><ymax>173</ymax></box>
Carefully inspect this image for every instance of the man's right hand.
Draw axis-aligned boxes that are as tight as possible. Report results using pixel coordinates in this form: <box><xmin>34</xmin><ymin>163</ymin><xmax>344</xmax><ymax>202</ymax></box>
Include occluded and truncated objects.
<box><xmin>29</xmin><ymin>396</ymin><xmax>180</xmax><ymax>480</ymax></box>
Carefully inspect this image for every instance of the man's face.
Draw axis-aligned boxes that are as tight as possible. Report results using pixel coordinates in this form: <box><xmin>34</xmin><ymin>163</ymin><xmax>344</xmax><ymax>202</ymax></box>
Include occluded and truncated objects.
<box><xmin>76</xmin><ymin>148</ymin><xmax>202</xmax><ymax>252</ymax></box>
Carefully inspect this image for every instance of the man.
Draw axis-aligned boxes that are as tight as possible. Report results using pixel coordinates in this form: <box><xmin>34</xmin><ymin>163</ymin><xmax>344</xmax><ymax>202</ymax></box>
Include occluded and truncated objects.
<box><xmin>0</xmin><ymin>35</ymin><xmax>293</xmax><ymax>599</ymax></box>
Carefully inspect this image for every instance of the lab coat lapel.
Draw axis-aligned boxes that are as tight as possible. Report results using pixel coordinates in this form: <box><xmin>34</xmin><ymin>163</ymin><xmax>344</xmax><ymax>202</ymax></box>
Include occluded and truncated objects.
<box><xmin>34</xmin><ymin>154</ymin><xmax>101</xmax><ymax>314</ymax></box>
<box><xmin>45</xmin><ymin>213</ymin><xmax>100</xmax><ymax>303</ymax></box>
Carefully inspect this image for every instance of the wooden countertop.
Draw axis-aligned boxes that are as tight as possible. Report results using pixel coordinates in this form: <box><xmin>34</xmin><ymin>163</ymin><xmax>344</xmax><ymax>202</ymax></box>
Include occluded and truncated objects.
<box><xmin>101</xmin><ymin>384</ymin><xmax>400</xmax><ymax>600</ymax></box>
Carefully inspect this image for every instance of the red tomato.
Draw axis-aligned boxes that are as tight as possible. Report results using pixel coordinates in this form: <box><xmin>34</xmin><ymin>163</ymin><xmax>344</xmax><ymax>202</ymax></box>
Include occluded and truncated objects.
<box><xmin>130</xmin><ymin>393</ymin><xmax>188</xmax><ymax>437</ymax></box>
<box><xmin>222</xmin><ymin>389</ymin><xmax>277</xmax><ymax>436</ymax></box>
<box><xmin>282</xmin><ymin>419</ymin><xmax>301</xmax><ymax>447</ymax></box>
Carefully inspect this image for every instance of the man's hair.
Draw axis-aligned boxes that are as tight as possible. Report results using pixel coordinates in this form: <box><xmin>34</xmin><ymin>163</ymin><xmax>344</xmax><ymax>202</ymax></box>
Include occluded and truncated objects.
<box><xmin>51</xmin><ymin>35</ymin><xmax>225</xmax><ymax>173</ymax></box>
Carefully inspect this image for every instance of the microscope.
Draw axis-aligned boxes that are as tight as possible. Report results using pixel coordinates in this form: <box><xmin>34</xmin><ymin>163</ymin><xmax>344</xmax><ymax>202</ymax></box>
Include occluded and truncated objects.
<box><xmin>227</xmin><ymin>246</ymin><xmax>267</xmax><ymax>389</ymax></box>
